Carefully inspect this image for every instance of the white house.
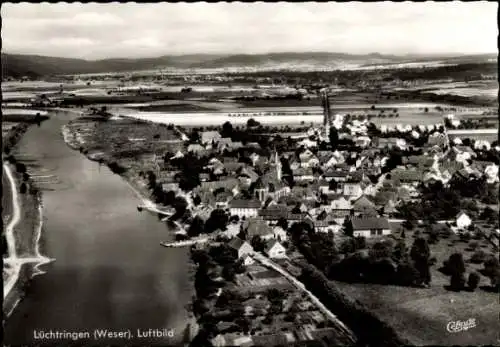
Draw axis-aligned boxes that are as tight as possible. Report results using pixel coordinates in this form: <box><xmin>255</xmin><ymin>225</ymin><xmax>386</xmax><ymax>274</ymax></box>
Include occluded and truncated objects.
<box><xmin>264</xmin><ymin>240</ymin><xmax>287</xmax><ymax>259</ymax></box>
<box><xmin>343</xmin><ymin>182</ymin><xmax>363</xmax><ymax>197</ymax></box>
<box><xmin>456</xmin><ymin>212</ymin><xmax>472</xmax><ymax>230</ymax></box>
<box><xmin>331</xmin><ymin>196</ymin><xmax>352</xmax><ymax>211</ymax></box>
<box><xmin>201</xmin><ymin>131</ymin><xmax>222</xmax><ymax>145</ymax></box>
<box><xmin>242</xmin><ymin>254</ymin><xmax>255</xmax><ymax>266</ymax></box>
<box><xmin>474</xmin><ymin>140</ymin><xmax>491</xmax><ymax>151</ymax></box>
<box><xmin>229</xmin><ymin>199</ymin><xmax>261</xmax><ymax>218</ymax></box>
<box><xmin>485</xmin><ymin>164</ymin><xmax>499</xmax><ymax>183</ymax></box>
<box><xmin>351</xmin><ymin>217</ymin><xmax>391</xmax><ymax>238</ymax></box>
<box><xmin>228</xmin><ymin>238</ymin><xmax>254</xmax><ymax>258</ymax></box>
<box><xmin>262</xmin><ymin>226</ymin><xmax>288</xmax><ymax>242</ymax></box>
<box><xmin>293</xmin><ymin>168</ymin><xmax>314</xmax><ymax>182</ymax></box>
<box><xmin>298</xmin><ymin>139</ymin><xmax>318</xmax><ymax>148</ymax></box>
<box><xmin>355</xmin><ymin>136</ymin><xmax>371</xmax><ymax>148</ymax></box>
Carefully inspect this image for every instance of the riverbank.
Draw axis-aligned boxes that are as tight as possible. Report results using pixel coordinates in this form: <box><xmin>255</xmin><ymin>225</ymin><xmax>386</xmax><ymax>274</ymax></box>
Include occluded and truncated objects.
<box><xmin>2</xmin><ymin>160</ymin><xmax>49</xmax><ymax>319</ymax></box>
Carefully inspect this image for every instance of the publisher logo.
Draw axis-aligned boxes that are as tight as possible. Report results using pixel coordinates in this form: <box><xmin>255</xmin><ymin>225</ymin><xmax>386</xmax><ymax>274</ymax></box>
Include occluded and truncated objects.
<box><xmin>446</xmin><ymin>318</ymin><xmax>476</xmax><ymax>333</ymax></box>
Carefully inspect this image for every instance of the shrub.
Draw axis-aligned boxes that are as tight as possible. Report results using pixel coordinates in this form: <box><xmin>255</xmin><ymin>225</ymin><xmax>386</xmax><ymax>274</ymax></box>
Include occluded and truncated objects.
<box><xmin>450</xmin><ymin>273</ymin><xmax>466</xmax><ymax>291</ymax></box>
<box><xmin>440</xmin><ymin>227</ymin><xmax>453</xmax><ymax>238</ymax></box>
<box><xmin>467</xmin><ymin>272</ymin><xmax>481</xmax><ymax>291</ymax></box>
<box><xmin>470</xmin><ymin>250</ymin><xmax>487</xmax><ymax>264</ymax></box>
<box><xmin>460</xmin><ymin>232</ymin><xmax>472</xmax><ymax>242</ymax></box>
<box><xmin>468</xmin><ymin>241</ymin><xmax>480</xmax><ymax>251</ymax></box>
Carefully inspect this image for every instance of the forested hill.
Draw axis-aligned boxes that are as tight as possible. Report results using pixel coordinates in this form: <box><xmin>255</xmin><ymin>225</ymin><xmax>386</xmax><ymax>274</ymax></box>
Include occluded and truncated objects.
<box><xmin>1</xmin><ymin>52</ymin><xmax>496</xmax><ymax>79</ymax></box>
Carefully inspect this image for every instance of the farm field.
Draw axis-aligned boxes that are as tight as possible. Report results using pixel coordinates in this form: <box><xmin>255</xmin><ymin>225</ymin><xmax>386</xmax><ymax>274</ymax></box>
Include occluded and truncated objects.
<box><xmin>333</xmin><ymin>229</ymin><xmax>499</xmax><ymax>346</ymax></box>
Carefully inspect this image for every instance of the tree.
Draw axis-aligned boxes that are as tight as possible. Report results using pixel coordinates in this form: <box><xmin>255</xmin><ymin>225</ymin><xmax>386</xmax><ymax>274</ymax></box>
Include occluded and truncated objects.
<box><xmin>343</xmin><ymin>217</ymin><xmax>353</xmax><ymax>237</ymax></box>
<box><xmin>396</xmin><ymin>259</ymin><xmax>420</xmax><ymax>286</ymax></box>
<box><xmin>193</xmin><ymin>195</ymin><xmax>202</xmax><ymax>206</ymax></box>
<box><xmin>15</xmin><ymin>162</ymin><xmax>27</xmax><ymax>174</ymax></box>
<box><xmin>251</xmin><ymin>235</ymin><xmax>266</xmax><ymax>253</ymax></box>
<box><xmin>340</xmin><ymin>238</ymin><xmax>356</xmax><ymax>255</ymax></box>
<box><xmin>221</xmin><ymin>121</ymin><xmax>233</xmax><ymax>138</ymax></box>
<box><xmin>277</xmin><ymin>217</ymin><xmax>288</xmax><ymax>231</ymax></box>
<box><xmin>354</xmin><ymin>236</ymin><xmax>366</xmax><ymax>250</ymax></box>
<box><xmin>329</xmin><ymin>180</ymin><xmax>338</xmax><ymax>191</ymax></box>
<box><xmin>188</xmin><ymin>216</ymin><xmax>205</xmax><ymax>238</ymax></box>
<box><xmin>447</xmin><ymin>252</ymin><xmax>466</xmax><ymax>291</ymax></box>
<box><xmin>205</xmin><ymin>209</ymin><xmax>229</xmax><ymax>233</ymax></box>
<box><xmin>402</xmin><ymin>219</ymin><xmax>415</xmax><ymax>230</ymax></box>
<box><xmin>480</xmin><ymin>206</ymin><xmax>497</xmax><ymax>224</ymax></box>
<box><xmin>163</xmin><ymin>190</ymin><xmax>176</xmax><ymax>206</ymax></box>
<box><xmin>410</xmin><ymin>237</ymin><xmax>431</xmax><ymax>285</ymax></box>
<box><xmin>173</xmin><ymin>196</ymin><xmax>188</xmax><ymax>215</ymax></box>
<box><xmin>467</xmin><ymin>272</ymin><xmax>480</xmax><ymax>291</ymax></box>
<box><xmin>329</xmin><ymin>127</ymin><xmax>339</xmax><ymax>150</ymax></box>
<box><xmin>392</xmin><ymin>239</ymin><xmax>407</xmax><ymax>264</ymax></box>
<box><xmin>247</xmin><ymin>118</ymin><xmax>260</xmax><ymax>127</ymax></box>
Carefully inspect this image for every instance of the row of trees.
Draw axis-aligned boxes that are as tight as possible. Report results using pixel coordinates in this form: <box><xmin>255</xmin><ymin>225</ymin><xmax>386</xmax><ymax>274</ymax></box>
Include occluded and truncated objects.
<box><xmin>189</xmin><ymin>245</ymin><xmax>247</xmax><ymax>347</ymax></box>
<box><xmin>288</xmin><ymin>221</ymin><xmax>434</xmax><ymax>288</ymax></box>
<box><xmin>441</xmin><ymin>252</ymin><xmax>499</xmax><ymax>292</ymax></box>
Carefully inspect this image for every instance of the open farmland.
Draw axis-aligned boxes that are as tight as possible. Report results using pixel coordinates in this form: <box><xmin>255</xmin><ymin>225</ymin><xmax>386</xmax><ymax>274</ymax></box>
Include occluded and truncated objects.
<box><xmin>333</xmin><ymin>229</ymin><xmax>499</xmax><ymax>346</ymax></box>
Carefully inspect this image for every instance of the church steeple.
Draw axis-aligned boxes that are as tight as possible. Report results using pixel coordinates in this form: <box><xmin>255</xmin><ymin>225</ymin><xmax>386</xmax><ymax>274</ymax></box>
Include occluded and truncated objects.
<box><xmin>274</xmin><ymin>149</ymin><xmax>282</xmax><ymax>181</ymax></box>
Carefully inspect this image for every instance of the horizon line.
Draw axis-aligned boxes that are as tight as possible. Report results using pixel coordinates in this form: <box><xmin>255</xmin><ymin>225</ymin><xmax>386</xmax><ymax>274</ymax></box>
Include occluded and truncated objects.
<box><xmin>2</xmin><ymin>51</ymin><xmax>497</xmax><ymax>62</ymax></box>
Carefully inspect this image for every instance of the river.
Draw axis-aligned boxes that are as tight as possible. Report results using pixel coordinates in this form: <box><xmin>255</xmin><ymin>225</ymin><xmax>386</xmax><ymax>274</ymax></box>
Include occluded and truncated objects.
<box><xmin>3</xmin><ymin>110</ymin><xmax>192</xmax><ymax>346</ymax></box>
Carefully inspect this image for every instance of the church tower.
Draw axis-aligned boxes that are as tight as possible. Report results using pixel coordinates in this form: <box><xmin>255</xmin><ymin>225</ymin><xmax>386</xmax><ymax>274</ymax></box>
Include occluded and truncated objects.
<box><xmin>322</xmin><ymin>90</ymin><xmax>331</xmax><ymax>138</ymax></box>
<box><xmin>274</xmin><ymin>150</ymin><xmax>282</xmax><ymax>181</ymax></box>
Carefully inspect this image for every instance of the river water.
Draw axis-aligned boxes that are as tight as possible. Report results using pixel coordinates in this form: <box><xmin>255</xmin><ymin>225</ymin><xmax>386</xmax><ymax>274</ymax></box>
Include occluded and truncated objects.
<box><xmin>4</xmin><ymin>110</ymin><xmax>191</xmax><ymax>346</ymax></box>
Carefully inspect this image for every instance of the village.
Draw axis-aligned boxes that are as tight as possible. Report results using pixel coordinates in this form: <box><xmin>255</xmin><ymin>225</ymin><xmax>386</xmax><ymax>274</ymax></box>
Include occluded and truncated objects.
<box><xmin>62</xmin><ymin>94</ymin><xmax>499</xmax><ymax>346</ymax></box>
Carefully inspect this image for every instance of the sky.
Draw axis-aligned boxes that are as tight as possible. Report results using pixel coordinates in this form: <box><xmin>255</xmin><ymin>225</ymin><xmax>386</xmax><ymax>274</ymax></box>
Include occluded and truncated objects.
<box><xmin>1</xmin><ymin>2</ymin><xmax>498</xmax><ymax>60</ymax></box>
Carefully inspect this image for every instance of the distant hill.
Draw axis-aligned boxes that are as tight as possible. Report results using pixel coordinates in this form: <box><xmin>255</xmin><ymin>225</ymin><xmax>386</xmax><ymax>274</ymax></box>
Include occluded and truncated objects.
<box><xmin>1</xmin><ymin>52</ymin><xmax>497</xmax><ymax>78</ymax></box>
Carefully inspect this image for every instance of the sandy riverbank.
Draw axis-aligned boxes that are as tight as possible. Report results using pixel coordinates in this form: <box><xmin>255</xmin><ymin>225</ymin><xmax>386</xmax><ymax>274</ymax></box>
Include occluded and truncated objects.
<box><xmin>3</xmin><ymin>162</ymin><xmax>52</xmax><ymax>319</ymax></box>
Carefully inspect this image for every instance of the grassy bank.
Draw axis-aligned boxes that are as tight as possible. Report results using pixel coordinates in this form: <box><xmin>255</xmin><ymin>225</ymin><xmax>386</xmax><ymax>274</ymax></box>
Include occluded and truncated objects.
<box><xmin>297</xmin><ymin>262</ymin><xmax>412</xmax><ymax>347</ymax></box>
<box><xmin>332</xmin><ymin>229</ymin><xmax>499</xmax><ymax>346</ymax></box>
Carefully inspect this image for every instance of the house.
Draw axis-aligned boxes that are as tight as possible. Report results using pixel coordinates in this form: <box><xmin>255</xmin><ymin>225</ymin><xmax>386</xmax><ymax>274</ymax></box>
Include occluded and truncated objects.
<box><xmin>330</xmin><ymin>195</ymin><xmax>352</xmax><ymax>211</ymax></box>
<box><xmin>351</xmin><ymin>217</ymin><xmax>391</xmax><ymax>237</ymax></box>
<box><xmin>215</xmin><ymin>191</ymin><xmax>233</xmax><ymax>209</ymax></box>
<box><xmin>292</xmin><ymin>167</ymin><xmax>314</xmax><ymax>182</ymax></box>
<box><xmin>427</xmin><ymin>132</ymin><xmax>447</xmax><ymax>147</ymax></box>
<box><xmin>258</xmin><ymin>205</ymin><xmax>289</xmax><ymax>222</ymax></box>
<box><xmin>228</xmin><ymin>237</ymin><xmax>254</xmax><ymax>258</ymax></box>
<box><xmin>269</xmin><ymin>226</ymin><xmax>288</xmax><ymax>242</ymax></box>
<box><xmin>323</xmin><ymin>168</ymin><xmax>349</xmax><ymax>182</ymax></box>
<box><xmin>375</xmin><ymin>137</ymin><xmax>400</xmax><ymax>149</ymax></box>
<box><xmin>264</xmin><ymin>240</ymin><xmax>287</xmax><ymax>259</ymax></box>
<box><xmin>187</xmin><ymin>144</ymin><xmax>206</xmax><ymax>155</ymax></box>
<box><xmin>242</xmin><ymin>218</ymin><xmax>273</xmax><ymax>239</ymax></box>
<box><xmin>216</xmin><ymin>137</ymin><xmax>233</xmax><ymax>151</ymax></box>
<box><xmin>316</xmin><ymin>179</ymin><xmax>331</xmax><ymax>194</ymax></box>
<box><xmin>229</xmin><ymin>141</ymin><xmax>244</xmax><ymax>151</ymax></box>
<box><xmin>343</xmin><ymin>181</ymin><xmax>363</xmax><ymax>197</ymax></box>
<box><xmin>229</xmin><ymin>199</ymin><xmax>261</xmax><ymax>218</ymax></box>
<box><xmin>390</xmin><ymin>168</ymin><xmax>423</xmax><ymax>186</ymax></box>
<box><xmin>298</xmin><ymin>138</ymin><xmax>318</xmax><ymax>148</ymax></box>
<box><xmin>201</xmin><ymin>131</ymin><xmax>222</xmax><ymax>145</ymax></box>
<box><xmin>355</xmin><ymin>136</ymin><xmax>371</xmax><ymax>147</ymax></box>
<box><xmin>314</xmin><ymin>213</ymin><xmax>340</xmax><ymax>233</ymax></box>
<box><xmin>456</xmin><ymin>211</ymin><xmax>472</xmax><ymax>230</ymax></box>
<box><xmin>352</xmin><ymin>195</ymin><xmax>377</xmax><ymax>215</ymax></box>
<box><xmin>242</xmin><ymin>254</ymin><xmax>255</xmax><ymax>266</ymax></box>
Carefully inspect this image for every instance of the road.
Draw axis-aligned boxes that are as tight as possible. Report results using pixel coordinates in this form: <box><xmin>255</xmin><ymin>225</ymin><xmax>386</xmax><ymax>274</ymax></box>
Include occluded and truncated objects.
<box><xmin>251</xmin><ymin>252</ymin><xmax>356</xmax><ymax>342</ymax></box>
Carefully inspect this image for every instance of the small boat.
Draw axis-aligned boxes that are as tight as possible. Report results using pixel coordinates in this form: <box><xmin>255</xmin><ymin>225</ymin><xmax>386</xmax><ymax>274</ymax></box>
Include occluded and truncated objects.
<box><xmin>137</xmin><ymin>206</ymin><xmax>143</xmax><ymax>212</ymax></box>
